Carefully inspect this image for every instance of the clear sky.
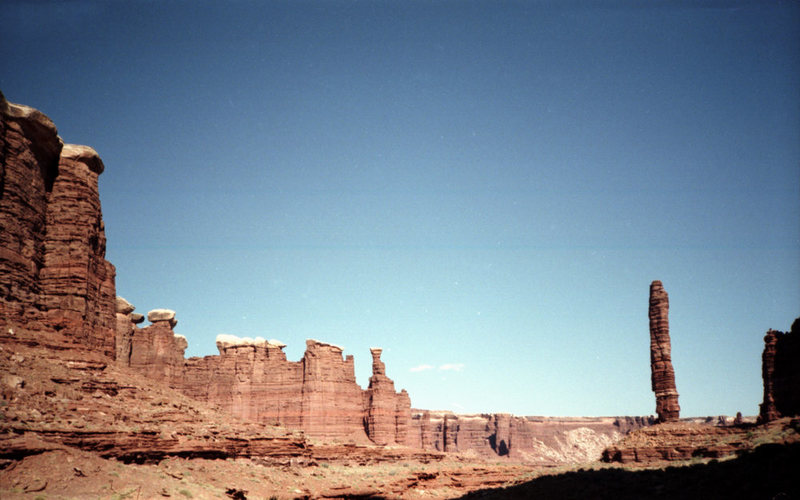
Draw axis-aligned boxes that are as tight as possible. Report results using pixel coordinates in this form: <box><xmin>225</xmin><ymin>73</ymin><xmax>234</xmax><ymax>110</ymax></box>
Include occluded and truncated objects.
<box><xmin>2</xmin><ymin>0</ymin><xmax>798</xmax><ymax>418</ymax></box>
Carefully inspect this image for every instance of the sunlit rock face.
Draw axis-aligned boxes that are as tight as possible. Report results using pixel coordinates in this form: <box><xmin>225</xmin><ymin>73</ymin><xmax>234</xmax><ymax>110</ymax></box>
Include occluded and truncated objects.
<box><xmin>759</xmin><ymin>317</ymin><xmax>800</xmax><ymax>423</ymax></box>
<box><xmin>0</xmin><ymin>92</ymin><xmax>116</xmax><ymax>359</ymax></box>
<box><xmin>649</xmin><ymin>280</ymin><xmax>680</xmax><ymax>422</ymax></box>
<box><xmin>121</xmin><ymin>324</ymin><xmax>412</xmax><ymax>445</ymax></box>
<box><xmin>408</xmin><ymin>412</ymin><xmax>651</xmax><ymax>464</ymax></box>
<box><xmin>365</xmin><ymin>347</ymin><xmax>412</xmax><ymax>445</ymax></box>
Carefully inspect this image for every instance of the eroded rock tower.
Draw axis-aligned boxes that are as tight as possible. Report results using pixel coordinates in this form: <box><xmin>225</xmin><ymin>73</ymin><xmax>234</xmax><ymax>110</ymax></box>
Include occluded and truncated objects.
<box><xmin>649</xmin><ymin>280</ymin><xmax>680</xmax><ymax>422</ymax></box>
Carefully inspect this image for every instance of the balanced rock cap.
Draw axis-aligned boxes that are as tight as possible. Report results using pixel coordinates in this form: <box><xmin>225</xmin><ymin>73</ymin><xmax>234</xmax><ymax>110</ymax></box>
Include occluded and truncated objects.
<box><xmin>116</xmin><ymin>296</ymin><xmax>135</xmax><ymax>315</ymax></box>
<box><xmin>61</xmin><ymin>144</ymin><xmax>105</xmax><ymax>174</ymax></box>
<box><xmin>148</xmin><ymin>309</ymin><xmax>176</xmax><ymax>323</ymax></box>
<box><xmin>130</xmin><ymin>313</ymin><xmax>145</xmax><ymax>324</ymax></box>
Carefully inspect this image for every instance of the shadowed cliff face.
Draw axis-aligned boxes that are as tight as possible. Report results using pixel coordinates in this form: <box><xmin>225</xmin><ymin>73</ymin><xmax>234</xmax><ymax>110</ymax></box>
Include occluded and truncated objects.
<box><xmin>0</xmin><ymin>92</ymin><xmax>116</xmax><ymax>359</ymax></box>
<box><xmin>760</xmin><ymin>317</ymin><xmax>800</xmax><ymax>423</ymax></box>
<box><xmin>649</xmin><ymin>280</ymin><xmax>680</xmax><ymax>422</ymax></box>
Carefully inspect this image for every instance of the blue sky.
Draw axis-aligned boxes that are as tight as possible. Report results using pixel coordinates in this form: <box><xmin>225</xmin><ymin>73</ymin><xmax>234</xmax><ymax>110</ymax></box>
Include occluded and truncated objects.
<box><xmin>2</xmin><ymin>0</ymin><xmax>798</xmax><ymax>417</ymax></box>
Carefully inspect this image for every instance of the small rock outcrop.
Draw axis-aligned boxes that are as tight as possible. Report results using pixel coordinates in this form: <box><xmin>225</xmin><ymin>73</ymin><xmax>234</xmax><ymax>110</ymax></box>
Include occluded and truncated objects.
<box><xmin>759</xmin><ymin>317</ymin><xmax>800</xmax><ymax>423</ymax></box>
<box><xmin>649</xmin><ymin>280</ymin><xmax>680</xmax><ymax>422</ymax></box>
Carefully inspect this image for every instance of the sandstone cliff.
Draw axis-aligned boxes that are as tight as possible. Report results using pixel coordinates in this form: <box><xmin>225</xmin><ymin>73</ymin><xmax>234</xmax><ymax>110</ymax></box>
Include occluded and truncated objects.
<box><xmin>2</xmin><ymin>93</ymin><xmax>415</xmax><ymax>448</ymax></box>
<box><xmin>117</xmin><ymin>308</ymin><xmax>412</xmax><ymax>445</ymax></box>
<box><xmin>1</xmin><ymin>93</ymin><xmax>654</xmax><ymax>462</ymax></box>
<box><xmin>408</xmin><ymin>411</ymin><xmax>652</xmax><ymax>464</ymax></box>
<box><xmin>759</xmin><ymin>317</ymin><xmax>800</xmax><ymax>423</ymax></box>
<box><xmin>0</xmin><ymin>92</ymin><xmax>116</xmax><ymax>359</ymax></box>
<box><xmin>649</xmin><ymin>280</ymin><xmax>680</xmax><ymax>422</ymax></box>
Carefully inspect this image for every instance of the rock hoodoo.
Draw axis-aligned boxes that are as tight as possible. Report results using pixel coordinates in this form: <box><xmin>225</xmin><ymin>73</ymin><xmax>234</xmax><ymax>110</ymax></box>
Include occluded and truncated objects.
<box><xmin>649</xmin><ymin>280</ymin><xmax>680</xmax><ymax>422</ymax></box>
<box><xmin>0</xmin><ymin>91</ymin><xmax>116</xmax><ymax>359</ymax></box>
<box><xmin>365</xmin><ymin>347</ymin><xmax>412</xmax><ymax>445</ymax></box>
<box><xmin>759</xmin><ymin>317</ymin><xmax>800</xmax><ymax>423</ymax></box>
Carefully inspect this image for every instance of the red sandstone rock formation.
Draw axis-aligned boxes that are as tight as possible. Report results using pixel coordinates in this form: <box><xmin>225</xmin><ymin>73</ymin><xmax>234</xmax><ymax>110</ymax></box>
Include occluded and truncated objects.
<box><xmin>408</xmin><ymin>412</ymin><xmax>651</xmax><ymax>464</ymax></box>
<box><xmin>759</xmin><ymin>318</ymin><xmax>800</xmax><ymax>423</ymax></box>
<box><xmin>0</xmin><ymin>92</ymin><xmax>116</xmax><ymax>358</ymax></box>
<box><xmin>649</xmin><ymin>280</ymin><xmax>680</xmax><ymax>422</ymax></box>
<box><xmin>0</xmin><ymin>94</ymin><xmax>655</xmax><ymax>462</ymax></box>
<box><xmin>118</xmin><ymin>311</ymin><xmax>412</xmax><ymax>445</ymax></box>
<box><xmin>364</xmin><ymin>347</ymin><xmax>412</xmax><ymax>445</ymax></box>
<box><xmin>0</xmin><ymin>93</ymin><xmax>61</xmax><ymax>328</ymax></box>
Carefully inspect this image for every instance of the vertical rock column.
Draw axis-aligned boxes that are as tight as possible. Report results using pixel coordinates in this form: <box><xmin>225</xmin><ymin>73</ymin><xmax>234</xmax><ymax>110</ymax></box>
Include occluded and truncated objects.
<box><xmin>40</xmin><ymin>144</ymin><xmax>116</xmax><ymax>357</ymax></box>
<box><xmin>759</xmin><ymin>318</ymin><xmax>800</xmax><ymax>423</ymax></box>
<box><xmin>395</xmin><ymin>389</ymin><xmax>412</xmax><ymax>446</ymax></box>
<box><xmin>115</xmin><ymin>296</ymin><xmax>143</xmax><ymax>365</ymax></box>
<box><xmin>365</xmin><ymin>347</ymin><xmax>399</xmax><ymax>445</ymax></box>
<box><xmin>128</xmin><ymin>309</ymin><xmax>187</xmax><ymax>383</ymax></box>
<box><xmin>759</xmin><ymin>330</ymin><xmax>780</xmax><ymax>423</ymax></box>
<box><xmin>0</xmin><ymin>92</ymin><xmax>62</xmax><ymax>329</ymax></box>
<box><xmin>649</xmin><ymin>280</ymin><xmax>680</xmax><ymax>422</ymax></box>
<box><xmin>301</xmin><ymin>340</ymin><xmax>366</xmax><ymax>441</ymax></box>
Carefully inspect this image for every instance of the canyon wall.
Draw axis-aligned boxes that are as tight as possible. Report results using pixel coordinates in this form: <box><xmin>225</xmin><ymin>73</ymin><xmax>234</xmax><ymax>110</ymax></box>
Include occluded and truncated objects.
<box><xmin>649</xmin><ymin>280</ymin><xmax>680</xmax><ymax>422</ymax></box>
<box><xmin>759</xmin><ymin>317</ymin><xmax>800</xmax><ymax>423</ymax></box>
<box><xmin>117</xmin><ymin>309</ymin><xmax>411</xmax><ymax>444</ymax></box>
<box><xmin>0</xmin><ymin>92</ymin><xmax>116</xmax><ymax>359</ymax></box>
<box><xmin>407</xmin><ymin>411</ymin><xmax>652</xmax><ymax>464</ymax></box>
<box><xmin>3</xmin><ymin>94</ymin><xmax>652</xmax><ymax>460</ymax></box>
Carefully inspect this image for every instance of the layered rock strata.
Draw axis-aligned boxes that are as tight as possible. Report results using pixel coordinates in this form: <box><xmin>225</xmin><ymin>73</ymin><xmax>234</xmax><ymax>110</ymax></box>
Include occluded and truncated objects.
<box><xmin>408</xmin><ymin>412</ymin><xmax>652</xmax><ymax>464</ymax></box>
<box><xmin>601</xmin><ymin>418</ymin><xmax>800</xmax><ymax>465</ymax></box>
<box><xmin>649</xmin><ymin>280</ymin><xmax>680</xmax><ymax>422</ymax></box>
<box><xmin>0</xmin><ymin>92</ymin><xmax>116</xmax><ymax>358</ymax></box>
<box><xmin>759</xmin><ymin>318</ymin><xmax>800</xmax><ymax>423</ymax></box>
<box><xmin>365</xmin><ymin>347</ymin><xmax>412</xmax><ymax>445</ymax></box>
<box><xmin>117</xmin><ymin>310</ymin><xmax>411</xmax><ymax>445</ymax></box>
<box><xmin>1</xmin><ymin>95</ymin><xmax>413</xmax><ymax>448</ymax></box>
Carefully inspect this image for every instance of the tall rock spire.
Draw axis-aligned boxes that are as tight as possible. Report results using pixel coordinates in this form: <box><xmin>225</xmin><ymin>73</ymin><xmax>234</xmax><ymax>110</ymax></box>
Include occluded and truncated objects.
<box><xmin>649</xmin><ymin>280</ymin><xmax>680</xmax><ymax>422</ymax></box>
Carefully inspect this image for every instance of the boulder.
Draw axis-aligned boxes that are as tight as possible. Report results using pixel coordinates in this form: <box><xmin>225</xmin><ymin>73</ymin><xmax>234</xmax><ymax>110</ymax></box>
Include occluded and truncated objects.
<box><xmin>147</xmin><ymin>309</ymin><xmax>177</xmax><ymax>328</ymax></box>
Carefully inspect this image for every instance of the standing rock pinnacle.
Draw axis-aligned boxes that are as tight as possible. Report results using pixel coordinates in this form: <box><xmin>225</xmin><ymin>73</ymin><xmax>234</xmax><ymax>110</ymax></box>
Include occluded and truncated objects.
<box><xmin>649</xmin><ymin>280</ymin><xmax>680</xmax><ymax>422</ymax></box>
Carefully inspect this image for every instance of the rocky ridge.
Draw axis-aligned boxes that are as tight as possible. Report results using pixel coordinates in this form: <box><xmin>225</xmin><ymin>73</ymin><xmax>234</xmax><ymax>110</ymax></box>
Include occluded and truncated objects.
<box><xmin>602</xmin><ymin>417</ymin><xmax>799</xmax><ymax>465</ymax></box>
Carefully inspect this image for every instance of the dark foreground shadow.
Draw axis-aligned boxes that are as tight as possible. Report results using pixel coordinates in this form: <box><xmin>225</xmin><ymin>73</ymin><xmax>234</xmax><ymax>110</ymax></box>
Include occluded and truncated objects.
<box><xmin>459</xmin><ymin>442</ymin><xmax>800</xmax><ymax>500</ymax></box>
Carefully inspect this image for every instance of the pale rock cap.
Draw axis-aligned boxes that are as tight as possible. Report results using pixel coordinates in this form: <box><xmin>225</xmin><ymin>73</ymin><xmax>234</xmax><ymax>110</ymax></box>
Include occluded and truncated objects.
<box><xmin>116</xmin><ymin>296</ymin><xmax>135</xmax><ymax>315</ymax></box>
<box><xmin>173</xmin><ymin>334</ymin><xmax>188</xmax><ymax>351</ymax></box>
<box><xmin>306</xmin><ymin>338</ymin><xmax>344</xmax><ymax>352</ymax></box>
<box><xmin>61</xmin><ymin>144</ymin><xmax>105</xmax><ymax>174</ymax></box>
<box><xmin>148</xmin><ymin>309</ymin><xmax>177</xmax><ymax>328</ymax></box>
<box><xmin>216</xmin><ymin>334</ymin><xmax>286</xmax><ymax>350</ymax></box>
